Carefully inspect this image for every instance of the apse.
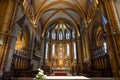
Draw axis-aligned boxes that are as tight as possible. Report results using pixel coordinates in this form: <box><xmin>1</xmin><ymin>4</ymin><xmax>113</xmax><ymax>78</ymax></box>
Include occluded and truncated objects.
<box><xmin>43</xmin><ymin>21</ymin><xmax>78</xmax><ymax>75</ymax></box>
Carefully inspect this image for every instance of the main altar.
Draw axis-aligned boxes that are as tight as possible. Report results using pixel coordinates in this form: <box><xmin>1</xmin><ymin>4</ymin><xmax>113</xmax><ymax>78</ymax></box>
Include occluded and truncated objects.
<box><xmin>44</xmin><ymin>42</ymin><xmax>77</xmax><ymax>75</ymax></box>
<box><xmin>51</xmin><ymin>67</ymin><xmax>71</xmax><ymax>76</ymax></box>
<box><xmin>50</xmin><ymin>43</ymin><xmax>72</xmax><ymax>75</ymax></box>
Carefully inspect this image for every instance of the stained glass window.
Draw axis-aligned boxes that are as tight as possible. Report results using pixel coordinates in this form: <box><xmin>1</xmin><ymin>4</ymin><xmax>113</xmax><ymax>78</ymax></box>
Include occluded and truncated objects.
<box><xmin>66</xmin><ymin>30</ymin><xmax>70</xmax><ymax>40</ymax></box>
<box><xmin>72</xmin><ymin>31</ymin><xmax>75</xmax><ymax>39</ymax></box>
<box><xmin>45</xmin><ymin>43</ymin><xmax>48</xmax><ymax>59</ymax></box>
<box><xmin>74</xmin><ymin>43</ymin><xmax>77</xmax><ymax>59</ymax></box>
<box><xmin>103</xmin><ymin>42</ymin><xmax>107</xmax><ymax>53</ymax></box>
<box><xmin>52</xmin><ymin>44</ymin><xmax>55</xmax><ymax>56</ymax></box>
<box><xmin>59</xmin><ymin>31</ymin><xmax>63</xmax><ymax>40</ymax></box>
<box><xmin>67</xmin><ymin>44</ymin><xmax>70</xmax><ymax>56</ymax></box>
<box><xmin>47</xmin><ymin>32</ymin><xmax>50</xmax><ymax>38</ymax></box>
<box><xmin>52</xmin><ymin>31</ymin><xmax>56</xmax><ymax>40</ymax></box>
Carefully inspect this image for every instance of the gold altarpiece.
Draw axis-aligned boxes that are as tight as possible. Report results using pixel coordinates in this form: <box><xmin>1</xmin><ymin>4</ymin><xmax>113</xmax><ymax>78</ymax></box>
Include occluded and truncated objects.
<box><xmin>44</xmin><ymin>40</ymin><xmax>77</xmax><ymax>74</ymax></box>
<box><xmin>51</xmin><ymin>42</ymin><xmax>71</xmax><ymax>68</ymax></box>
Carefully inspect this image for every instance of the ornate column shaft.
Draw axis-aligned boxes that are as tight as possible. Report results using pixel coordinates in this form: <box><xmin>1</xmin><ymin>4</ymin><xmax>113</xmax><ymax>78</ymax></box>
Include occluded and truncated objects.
<box><xmin>84</xmin><ymin>31</ymin><xmax>90</xmax><ymax>61</ymax></box>
<box><xmin>3</xmin><ymin>26</ymin><xmax>19</xmax><ymax>72</ymax></box>
<box><xmin>70</xmin><ymin>41</ymin><xmax>73</xmax><ymax>73</ymax></box>
<box><xmin>76</xmin><ymin>36</ymin><xmax>83</xmax><ymax>73</ymax></box>
<box><xmin>82</xmin><ymin>33</ymin><xmax>86</xmax><ymax>62</ymax></box>
<box><xmin>48</xmin><ymin>41</ymin><xmax>51</xmax><ymax>63</ymax></box>
<box><xmin>103</xmin><ymin>0</ymin><xmax>120</xmax><ymax>77</ymax></box>
<box><xmin>0</xmin><ymin>0</ymin><xmax>16</xmax><ymax>72</ymax></box>
<box><xmin>79</xmin><ymin>32</ymin><xmax>85</xmax><ymax>72</ymax></box>
<box><xmin>104</xmin><ymin>0</ymin><xmax>120</xmax><ymax>31</ymax></box>
<box><xmin>50</xmin><ymin>41</ymin><xmax>53</xmax><ymax>73</ymax></box>
<box><xmin>41</xmin><ymin>38</ymin><xmax>45</xmax><ymax>65</ymax></box>
<box><xmin>69</xmin><ymin>42</ymin><xmax>72</xmax><ymax>73</ymax></box>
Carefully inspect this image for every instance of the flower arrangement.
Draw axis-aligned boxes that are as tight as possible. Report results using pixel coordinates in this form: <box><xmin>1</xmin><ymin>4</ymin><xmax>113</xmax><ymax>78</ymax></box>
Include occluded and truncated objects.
<box><xmin>34</xmin><ymin>68</ymin><xmax>47</xmax><ymax>80</ymax></box>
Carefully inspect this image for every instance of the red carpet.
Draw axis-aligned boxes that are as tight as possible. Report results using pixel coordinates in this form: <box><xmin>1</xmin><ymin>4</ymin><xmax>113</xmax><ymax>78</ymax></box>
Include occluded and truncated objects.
<box><xmin>55</xmin><ymin>73</ymin><xmax>67</xmax><ymax>76</ymax></box>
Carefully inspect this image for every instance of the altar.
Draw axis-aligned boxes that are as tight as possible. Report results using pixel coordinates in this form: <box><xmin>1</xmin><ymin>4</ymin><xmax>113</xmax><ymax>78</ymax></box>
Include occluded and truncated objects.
<box><xmin>52</xmin><ymin>67</ymin><xmax>70</xmax><ymax>72</ymax></box>
<box><xmin>51</xmin><ymin>67</ymin><xmax>71</xmax><ymax>76</ymax></box>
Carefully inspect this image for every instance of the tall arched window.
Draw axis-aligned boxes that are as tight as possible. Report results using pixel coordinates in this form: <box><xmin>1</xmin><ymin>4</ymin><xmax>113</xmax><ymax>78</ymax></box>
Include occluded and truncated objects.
<box><xmin>67</xmin><ymin>44</ymin><xmax>70</xmax><ymax>56</ymax></box>
<box><xmin>52</xmin><ymin>31</ymin><xmax>56</xmax><ymax>40</ymax></box>
<box><xmin>72</xmin><ymin>31</ymin><xmax>75</xmax><ymax>39</ymax></box>
<box><xmin>47</xmin><ymin>32</ymin><xmax>50</xmax><ymax>38</ymax></box>
<box><xmin>73</xmin><ymin>43</ymin><xmax>77</xmax><ymax>60</ymax></box>
<box><xmin>45</xmin><ymin>43</ymin><xmax>48</xmax><ymax>59</ymax></box>
<box><xmin>59</xmin><ymin>31</ymin><xmax>63</xmax><ymax>40</ymax></box>
<box><xmin>66</xmin><ymin>30</ymin><xmax>70</xmax><ymax>40</ymax></box>
<box><xmin>52</xmin><ymin>44</ymin><xmax>55</xmax><ymax>56</ymax></box>
<box><xmin>66</xmin><ymin>32</ymin><xmax>68</xmax><ymax>39</ymax></box>
<box><xmin>103</xmin><ymin>41</ymin><xmax>107</xmax><ymax>53</ymax></box>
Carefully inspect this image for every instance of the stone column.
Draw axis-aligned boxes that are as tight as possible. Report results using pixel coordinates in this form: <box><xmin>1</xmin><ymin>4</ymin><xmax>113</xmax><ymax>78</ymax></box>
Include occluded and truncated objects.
<box><xmin>40</xmin><ymin>38</ymin><xmax>45</xmax><ymax>65</ymax></box>
<box><xmin>50</xmin><ymin>41</ymin><xmax>52</xmax><ymax>73</ymax></box>
<box><xmin>48</xmin><ymin>42</ymin><xmax>51</xmax><ymax>64</ymax></box>
<box><xmin>0</xmin><ymin>0</ymin><xmax>16</xmax><ymax>76</ymax></box>
<box><xmin>30</xmin><ymin>32</ymin><xmax>34</xmax><ymax>62</ymax></box>
<box><xmin>84</xmin><ymin>31</ymin><xmax>90</xmax><ymax>61</ymax></box>
<box><xmin>3</xmin><ymin>26</ymin><xmax>19</xmax><ymax>72</ymax></box>
<box><xmin>69</xmin><ymin>42</ymin><xmax>72</xmax><ymax>73</ymax></box>
<box><xmin>76</xmin><ymin>36</ymin><xmax>83</xmax><ymax>74</ymax></box>
<box><xmin>84</xmin><ymin>30</ymin><xmax>91</xmax><ymax>70</ymax></box>
<box><xmin>70</xmin><ymin>41</ymin><xmax>73</xmax><ymax>73</ymax></box>
<box><xmin>82</xmin><ymin>33</ymin><xmax>86</xmax><ymax>62</ymax></box>
<box><xmin>103</xmin><ymin>0</ymin><xmax>120</xmax><ymax>77</ymax></box>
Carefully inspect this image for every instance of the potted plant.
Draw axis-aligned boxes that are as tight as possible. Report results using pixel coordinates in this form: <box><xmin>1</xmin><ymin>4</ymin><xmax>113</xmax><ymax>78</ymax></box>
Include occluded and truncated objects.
<box><xmin>34</xmin><ymin>68</ymin><xmax>47</xmax><ymax>80</ymax></box>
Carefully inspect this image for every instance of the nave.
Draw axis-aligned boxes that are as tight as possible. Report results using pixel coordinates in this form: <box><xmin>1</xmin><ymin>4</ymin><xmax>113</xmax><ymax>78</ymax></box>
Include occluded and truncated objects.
<box><xmin>0</xmin><ymin>0</ymin><xmax>120</xmax><ymax>80</ymax></box>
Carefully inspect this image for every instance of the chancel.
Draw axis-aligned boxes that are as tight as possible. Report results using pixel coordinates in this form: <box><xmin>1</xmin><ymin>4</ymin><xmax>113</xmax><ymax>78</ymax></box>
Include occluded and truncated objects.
<box><xmin>0</xmin><ymin>0</ymin><xmax>120</xmax><ymax>80</ymax></box>
<box><xmin>44</xmin><ymin>22</ymin><xmax>77</xmax><ymax>76</ymax></box>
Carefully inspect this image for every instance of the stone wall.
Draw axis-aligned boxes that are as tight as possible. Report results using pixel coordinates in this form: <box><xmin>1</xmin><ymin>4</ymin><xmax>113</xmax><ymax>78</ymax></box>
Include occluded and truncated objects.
<box><xmin>115</xmin><ymin>1</ymin><xmax>120</xmax><ymax>21</ymax></box>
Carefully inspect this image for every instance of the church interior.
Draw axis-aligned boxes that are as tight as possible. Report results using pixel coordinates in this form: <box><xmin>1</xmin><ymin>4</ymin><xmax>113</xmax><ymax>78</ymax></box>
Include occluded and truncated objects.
<box><xmin>0</xmin><ymin>0</ymin><xmax>120</xmax><ymax>79</ymax></box>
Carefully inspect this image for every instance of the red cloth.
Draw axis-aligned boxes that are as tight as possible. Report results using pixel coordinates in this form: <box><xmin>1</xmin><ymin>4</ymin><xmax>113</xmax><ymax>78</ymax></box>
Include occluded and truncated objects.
<box><xmin>55</xmin><ymin>73</ymin><xmax>67</xmax><ymax>76</ymax></box>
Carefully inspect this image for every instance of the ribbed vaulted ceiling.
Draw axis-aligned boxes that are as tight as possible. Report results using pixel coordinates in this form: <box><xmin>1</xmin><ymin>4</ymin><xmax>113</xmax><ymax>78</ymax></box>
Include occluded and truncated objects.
<box><xmin>24</xmin><ymin>0</ymin><xmax>88</xmax><ymax>36</ymax></box>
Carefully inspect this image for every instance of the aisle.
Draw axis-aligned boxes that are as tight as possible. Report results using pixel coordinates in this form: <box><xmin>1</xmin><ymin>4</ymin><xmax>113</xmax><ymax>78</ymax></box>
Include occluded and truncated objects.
<box><xmin>11</xmin><ymin>76</ymin><xmax>89</xmax><ymax>80</ymax></box>
<box><xmin>11</xmin><ymin>76</ymin><xmax>116</xmax><ymax>80</ymax></box>
<box><xmin>46</xmin><ymin>76</ymin><xmax>89</xmax><ymax>79</ymax></box>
